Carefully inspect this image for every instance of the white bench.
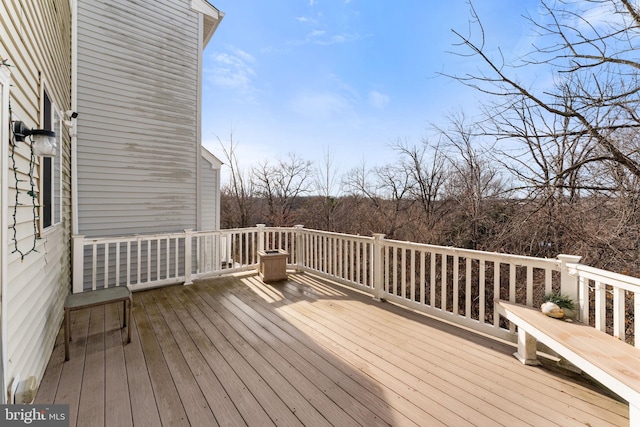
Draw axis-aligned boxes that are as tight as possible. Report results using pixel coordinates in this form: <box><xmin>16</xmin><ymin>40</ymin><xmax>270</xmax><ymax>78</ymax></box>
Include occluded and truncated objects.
<box><xmin>495</xmin><ymin>300</ymin><xmax>639</xmax><ymax>425</ymax></box>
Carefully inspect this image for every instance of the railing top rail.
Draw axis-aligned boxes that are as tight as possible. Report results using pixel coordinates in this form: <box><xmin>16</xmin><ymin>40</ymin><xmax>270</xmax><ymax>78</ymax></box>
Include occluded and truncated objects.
<box><xmin>213</xmin><ymin>227</ymin><xmax>260</xmax><ymax>234</ymax></box>
<box><xmin>384</xmin><ymin>238</ymin><xmax>561</xmax><ymax>270</ymax></box>
<box><xmin>296</xmin><ymin>228</ymin><xmax>375</xmax><ymax>242</ymax></box>
<box><xmin>572</xmin><ymin>263</ymin><xmax>640</xmax><ymax>292</ymax></box>
<box><xmin>81</xmin><ymin>232</ymin><xmax>187</xmax><ymax>244</ymax></box>
<box><xmin>259</xmin><ymin>226</ymin><xmax>298</xmax><ymax>233</ymax></box>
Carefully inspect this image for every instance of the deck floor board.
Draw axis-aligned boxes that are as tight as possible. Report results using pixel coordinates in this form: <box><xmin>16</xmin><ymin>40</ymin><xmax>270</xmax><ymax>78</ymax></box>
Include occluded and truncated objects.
<box><xmin>37</xmin><ymin>272</ymin><xmax>629</xmax><ymax>426</ymax></box>
<box><xmin>279</xmin><ymin>275</ymin><xmax>627</xmax><ymax>426</ymax></box>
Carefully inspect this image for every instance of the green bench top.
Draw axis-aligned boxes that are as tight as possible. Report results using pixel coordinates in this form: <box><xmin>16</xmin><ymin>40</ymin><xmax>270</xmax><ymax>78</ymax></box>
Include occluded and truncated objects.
<box><xmin>65</xmin><ymin>286</ymin><xmax>131</xmax><ymax>310</ymax></box>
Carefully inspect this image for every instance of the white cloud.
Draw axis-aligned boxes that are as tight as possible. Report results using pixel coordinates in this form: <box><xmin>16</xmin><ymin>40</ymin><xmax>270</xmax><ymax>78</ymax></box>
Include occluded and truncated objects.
<box><xmin>309</xmin><ymin>0</ymin><xmax>316</xmax><ymax>5</ymax></box>
<box><xmin>312</xmin><ymin>32</ymin><xmax>364</xmax><ymax>45</ymax></box>
<box><xmin>207</xmin><ymin>48</ymin><xmax>256</xmax><ymax>93</ymax></box>
<box><xmin>295</xmin><ymin>15</ymin><xmax>319</xmax><ymax>28</ymax></box>
<box><xmin>368</xmin><ymin>91</ymin><xmax>389</xmax><ymax>109</ymax></box>
<box><xmin>289</xmin><ymin>91</ymin><xmax>353</xmax><ymax>120</ymax></box>
<box><xmin>309</xmin><ymin>30</ymin><xmax>326</xmax><ymax>37</ymax></box>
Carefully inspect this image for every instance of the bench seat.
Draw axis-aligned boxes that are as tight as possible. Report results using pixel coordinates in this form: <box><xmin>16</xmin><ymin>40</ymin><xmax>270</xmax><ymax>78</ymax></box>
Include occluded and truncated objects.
<box><xmin>64</xmin><ymin>287</ymin><xmax>132</xmax><ymax>361</ymax></box>
<box><xmin>496</xmin><ymin>300</ymin><xmax>639</xmax><ymax>425</ymax></box>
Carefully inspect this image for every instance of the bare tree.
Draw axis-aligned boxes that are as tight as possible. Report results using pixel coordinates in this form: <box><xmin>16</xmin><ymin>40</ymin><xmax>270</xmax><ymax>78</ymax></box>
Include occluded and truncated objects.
<box><xmin>391</xmin><ymin>138</ymin><xmax>448</xmax><ymax>235</ymax></box>
<box><xmin>342</xmin><ymin>160</ymin><xmax>407</xmax><ymax>238</ymax></box>
<box><xmin>307</xmin><ymin>148</ymin><xmax>343</xmax><ymax>231</ymax></box>
<box><xmin>252</xmin><ymin>153</ymin><xmax>313</xmax><ymax>226</ymax></box>
<box><xmin>449</xmin><ymin>0</ymin><xmax>640</xmax><ymax>178</ymax></box>
<box><xmin>434</xmin><ymin>113</ymin><xmax>504</xmax><ymax>249</ymax></box>
<box><xmin>218</xmin><ymin>133</ymin><xmax>254</xmax><ymax>228</ymax></box>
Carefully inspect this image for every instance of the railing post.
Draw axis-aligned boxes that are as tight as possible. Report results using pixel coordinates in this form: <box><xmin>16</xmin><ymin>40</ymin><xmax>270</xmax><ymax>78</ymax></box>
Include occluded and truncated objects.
<box><xmin>257</xmin><ymin>224</ymin><xmax>266</xmax><ymax>253</ymax></box>
<box><xmin>184</xmin><ymin>229</ymin><xmax>193</xmax><ymax>285</ymax></box>
<box><xmin>372</xmin><ymin>233</ymin><xmax>386</xmax><ymax>301</ymax></box>
<box><xmin>256</xmin><ymin>224</ymin><xmax>266</xmax><ymax>273</ymax></box>
<box><xmin>557</xmin><ymin>254</ymin><xmax>582</xmax><ymax>316</ymax></box>
<box><xmin>72</xmin><ymin>234</ymin><xmax>85</xmax><ymax>294</ymax></box>
<box><xmin>294</xmin><ymin>225</ymin><xmax>304</xmax><ymax>272</ymax></box>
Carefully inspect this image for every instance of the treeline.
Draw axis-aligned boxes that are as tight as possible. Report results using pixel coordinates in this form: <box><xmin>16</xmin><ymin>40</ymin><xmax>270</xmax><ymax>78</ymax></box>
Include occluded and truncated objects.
<box><xmin>219</xmin><ymin>127</ymin><xmax>640</xmax><ymax>277</ymax></box>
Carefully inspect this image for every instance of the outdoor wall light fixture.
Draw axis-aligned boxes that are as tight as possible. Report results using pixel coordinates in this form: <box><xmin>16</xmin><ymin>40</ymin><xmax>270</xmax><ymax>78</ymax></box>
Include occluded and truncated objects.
<box><xmin>13</xmin><ymin>121</ymin><xmax>57</xmax><ymax>157</ymax></box>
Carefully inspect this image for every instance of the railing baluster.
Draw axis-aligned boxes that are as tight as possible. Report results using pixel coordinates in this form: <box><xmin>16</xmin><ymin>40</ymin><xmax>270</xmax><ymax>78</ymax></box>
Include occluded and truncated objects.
<box><xmin>465</xmin><ymin>257</ymin><xmax>471</xmax><ymax>318</ymax></box>
<box><xmin>545</xmin><ymin>268</ymin><xmax>552</xmax><ymax>295</ymax></box>
<box><xmin>392</xmin><ymin>247</ymin><xmax>398</xmax><ymax>296</ymax></box>
<box><xmin>115</xmin><ymin>242</ymin><xmax>120</xmax><ymax>287</ymax></box>
<box><xmin>356</xmin><ymin>241</ymin><xmax>361</xmax><ymax>285</ymax></box>
<box><xmin>156</xmin><ymin>238</ymin><xmax>161</xmax><ymax>280</ymax></box>
<box><xmin>493</xmin><ymin>261</ymin><xmax>500</xmax><ymax>328</ymax></box>
<box><xmin>430</xmin><ymin>252</ymin><xmax>436</xmax><ymax>308</ymax></box>
<box><xmin>401</xmin><ymin>248</ymin><xmax>406</xmax><ymax>299</ymax></box>
<box><xmin>410</xmin><ymin>249</ymin><xmax>416</xmax><ymax>302</ymax></box>
<box><xmin>175</xmin><ymin>237</ymin><xmax>180</xmax><ymax>277</ymax></box>
<box><xmin>126</xmin><ymin>241</ymin><xmax>131</xmax><ymax>287</ymax></box>
<box><xmin>146</xmin><ymin>240</ymin><xmax>152</xmax><ymax>283</ymax></box>
<box><xmin>595</xmin><ymin>280</ymin><xmax>606</xmax><ymax>332</ymax></box>
<box><xmin>633</xmin><ymin>291</ymin><xmax>640</xmax><ymax>348</ymax></box>
<box><xmin>509</xmin><ymin>264</ymin><xmax>516</xmax><ymax>302</ymax></box>
<box><xmin>479</xmin><ymin>259</ymin><xmax>486</xmax><ymax>324</ymax></box>
<box><xmin>453</xmin><ymin>255</ymin><xmax>459</xmax><ymax>316</ymax></box>
<box><xmin>420</xmin><ymin>250</ymin><xmax>426</xmax><ymax>305</ymax></box>
<box><xmin>104</xmin><ymin>242</ymin><xmax>110</xmax><ymax>288</ymax></box>
<box><xmin>92</xmin><ymin>242</ymin><xmax>98</xmax><ymax>291</ymax></box>
<box><xmin>613</xmin><ymin>287</ymin><xmax>624</xmax><ymax>340</ymax></box>
<box><xmin>442</xmin><ymin>253</ymin><xmax>448</xmax><ymax>311</ymax></box>
<box><xmin>526</xmin><ymin>265</ymin><xmax>533</xmax><ymax>306</ymax></box>
<box><xmin>579</xmin><ymin>275</ymin><xmax>588</xmax><ymax>322</ymax></box>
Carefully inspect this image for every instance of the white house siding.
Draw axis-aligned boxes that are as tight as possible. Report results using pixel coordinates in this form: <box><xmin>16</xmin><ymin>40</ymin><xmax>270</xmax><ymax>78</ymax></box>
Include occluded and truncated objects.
<box><xmin>200</xmin><ymin>147</ymin><xmax>222</xmax><ymax>231</ymax></box>
<box><xmin>76</xmin><ymin>0</ymin><xmax>202</xmax><ymax>237</ymax></box>
<box><xmin>0</xmin><ymin>0</ymin><xmax>72</xmax><ymax>400</ymax></box>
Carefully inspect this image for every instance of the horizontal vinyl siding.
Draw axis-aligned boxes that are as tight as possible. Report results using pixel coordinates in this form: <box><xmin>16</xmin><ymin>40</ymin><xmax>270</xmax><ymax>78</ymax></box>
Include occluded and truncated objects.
<box><xmin>77</xmin><ymin>0</ymin><xmax>201</xmax><ymax>237</ymax></box>
<box><xmin>7</xmin><ymin>227</ymin><xmax>68</xmax><ymax>384</ymax></box>
<box><xmin>200</xmin><ymin>156</ymin><xmax>219</xmax><ymax>231</ymax></box>
<box><xmin>1</xmin><ymin>0</ymin><xmax>72</xmax><ymax>396</ymax></box>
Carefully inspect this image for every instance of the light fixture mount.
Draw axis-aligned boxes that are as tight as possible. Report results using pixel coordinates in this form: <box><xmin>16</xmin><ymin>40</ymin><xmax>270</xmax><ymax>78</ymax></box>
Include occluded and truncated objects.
<box><xmin>13</xmin><ymin>121</ymin><xmax>57</xmax><ymax>157</ymax></box>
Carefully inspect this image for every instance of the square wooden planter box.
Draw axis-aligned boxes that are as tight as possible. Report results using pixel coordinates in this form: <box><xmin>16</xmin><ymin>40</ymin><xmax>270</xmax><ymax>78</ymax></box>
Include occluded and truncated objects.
<box><xmin>258</xmin><ymin>249</ymin><xmax>289</xmax><ymax>283</ymax></box>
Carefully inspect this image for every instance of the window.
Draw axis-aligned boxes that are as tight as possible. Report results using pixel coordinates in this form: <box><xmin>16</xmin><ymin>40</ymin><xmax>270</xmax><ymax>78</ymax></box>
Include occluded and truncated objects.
<box><xmin>41</xmin><ymin>91</ymin><xmax>62</xmax><ymax>230</ymax></box>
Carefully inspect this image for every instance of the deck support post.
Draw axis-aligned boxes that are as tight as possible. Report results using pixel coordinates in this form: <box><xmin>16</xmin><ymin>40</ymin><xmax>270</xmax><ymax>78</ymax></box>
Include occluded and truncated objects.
<box><xmin>184</xmin><ymin>229</ymin><xmax>193</xmax><ymax>285</ymax></box>
<box><xmin>72</xmin><ymin>234</ymin><xmax>86</xmax><ymax>294</ymax></box>
<box><xmin>514</xmin><ymin>327</ymin><xmax>541</xmax><ymax>366</ymax></box>
<box><xmin>372</xmin><ymin>233</ymin><xmax>386</xmax><ymax>302</ymax></box>
<box><xmin>294</xmin><ymin>225</ymin><xmax>304</xmax><ymax>272</ymax></box>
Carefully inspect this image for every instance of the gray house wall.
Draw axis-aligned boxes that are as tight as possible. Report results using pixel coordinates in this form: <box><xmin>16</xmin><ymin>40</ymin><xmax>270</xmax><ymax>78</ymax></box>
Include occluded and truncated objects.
<box><xmin>201</xmin><ymin>147</ymin><xmax>222</xmax><ymax>231</ymax></box>
<box><xmin>1</xmin><ymin>0</ymin><xmax>72</xmax><ymax>401</ymax></box>
<box><xmin>76</xmin><ymin>0</ymin><xmax>207</xmax><ymax>237</ymax></box>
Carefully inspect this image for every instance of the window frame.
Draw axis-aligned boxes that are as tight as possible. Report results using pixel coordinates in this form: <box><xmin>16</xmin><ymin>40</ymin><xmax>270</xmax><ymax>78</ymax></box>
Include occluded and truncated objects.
<box><xmin>40</xmin><ymin>86</ymin><xmax>62</xmax><ymax>232</ymax></box>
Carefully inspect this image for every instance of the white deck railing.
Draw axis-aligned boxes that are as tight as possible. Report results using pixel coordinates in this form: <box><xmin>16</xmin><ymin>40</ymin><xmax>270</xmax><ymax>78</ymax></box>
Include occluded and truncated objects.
<box><xmin>73</xmin><ymin>225</ymin><xmax>638</xmax><ymax>348</ymax></box>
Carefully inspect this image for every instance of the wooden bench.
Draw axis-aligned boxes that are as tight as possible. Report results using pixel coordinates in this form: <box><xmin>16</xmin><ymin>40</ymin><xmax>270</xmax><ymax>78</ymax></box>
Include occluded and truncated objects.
<box><xmin>64</xmin><ymin>287</ymin><xmax>132</xmax><ymax>361</ymax></box>
<box><xmin>496</xmin><ymin>300</ymin><xmax>639</xmax><ymax>425</ymax></box>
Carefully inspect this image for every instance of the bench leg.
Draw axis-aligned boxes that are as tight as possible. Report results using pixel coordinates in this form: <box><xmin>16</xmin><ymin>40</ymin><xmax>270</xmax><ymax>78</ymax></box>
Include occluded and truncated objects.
<box><xmin>64</xmin><ymin>310</ymin><xmax>70</xmax><ymax>361</ymax></box>
<box><xmin>514</xmin><ymin>327</ymin><xmax>540</xmax><ymax>366</ymax></box>
<box><xmin>122</xmin><ymin>299</ymin><xmax>127</xmax><ymax>328</ymax></box>
<box><xmin>127</xmin><ymin>297</ymin><xmax>131</xmax><ymax>344</ymax></box>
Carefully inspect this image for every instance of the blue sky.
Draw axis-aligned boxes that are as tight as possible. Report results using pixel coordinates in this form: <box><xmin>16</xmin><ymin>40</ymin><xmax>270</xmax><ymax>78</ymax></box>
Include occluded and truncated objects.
<box><xmin>201</xmin><ymin>0</ymin><xmax>541</xmax><ymax>176</ymax></box>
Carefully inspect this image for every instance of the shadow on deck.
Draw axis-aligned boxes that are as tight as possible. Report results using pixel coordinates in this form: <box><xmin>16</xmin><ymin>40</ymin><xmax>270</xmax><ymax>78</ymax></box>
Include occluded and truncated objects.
<box><xmin>36</xmin><ymin>272</ymin><xmax>629</xmax><ymax>426</ymax></box>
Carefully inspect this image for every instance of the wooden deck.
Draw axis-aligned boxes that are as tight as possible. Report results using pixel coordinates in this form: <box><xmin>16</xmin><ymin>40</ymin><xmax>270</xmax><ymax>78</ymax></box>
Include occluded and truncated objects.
<box><xmin>36</xmin><ymin>272</ymin><xmax>629</xmax><ymax>426</ymax></box>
